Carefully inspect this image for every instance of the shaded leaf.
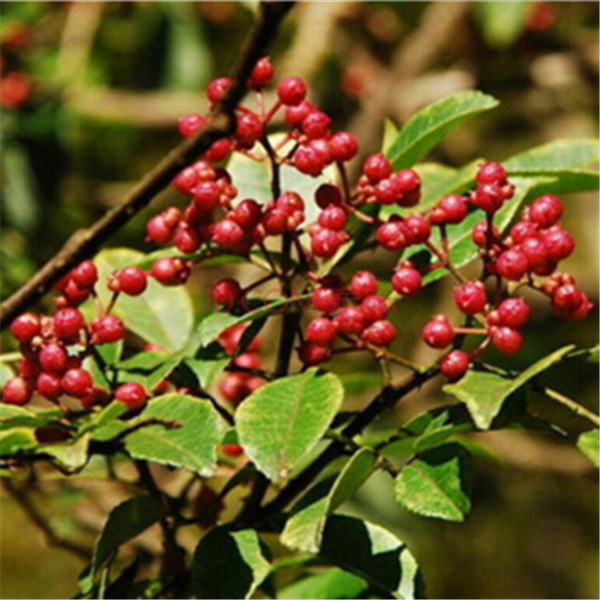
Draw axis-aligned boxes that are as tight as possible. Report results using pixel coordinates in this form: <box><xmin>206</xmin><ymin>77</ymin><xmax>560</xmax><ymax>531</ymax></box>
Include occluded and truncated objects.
<box><xmin>577</xmin><ymin>430</ymin><xmax>599</xmax><ymax>467</ymax></box>
<box><xmin>43</xmin><ymin>434</ymin><xmax>90</xmax><ymax>471</ymax></box>
<box><xmin>278</xmin><ymin>568</ymin><xmax>366</xmax><ymax>600</ymax></box>
<box><xmin>236</xmin><ymin>369</ymin><xmax>344</xmax><ymax>481</ymax></box>
<box><xmin>0</xmin><ymin>427</ymin><xmax>37</xmax><ymax>455</ymax></box>
<box><xmin>191</xmin><ymin>527</ymin><xmax>270</xmax><ymax>599</ymax></box>
<box><xmin>395</xmin><ymin>443</ymin><xmax>472</xmax><ymax>522</ymax></box>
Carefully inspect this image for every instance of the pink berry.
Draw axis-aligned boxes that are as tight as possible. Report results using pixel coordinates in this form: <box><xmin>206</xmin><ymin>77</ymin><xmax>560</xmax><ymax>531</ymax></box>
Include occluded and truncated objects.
<box><xmin>71</xmin><ymin>260</ymin><xmax>98</xmax><ymax>288</ymax></box>
<box><xmin>212</xmin><ymin>219</ymin><xmax>246</xmax><ymax>250</ymax></box>
<box><xmin>491</xmin><ymin>327</ymin><xmax>524</xmax><ymax>354</ymax></box>
<box><xmin>249</xmin><ymin>57</ymin><xmax>273</xmax><ymax>89</ymax></box>
<box><xmin>318</xmin><ymin>205</ymin><xmax>347</xmax><ymax>231</ymax></box>
<box><xmin>204</xmin><ymin>138</ymin><xmax>232</xmax><ymax>163</ymax></box>
<box><xmin>497</xmin><ymin>298</ymin><xmax>531</xmax><ymax>328</ymax></box>
<box><xmin>422</xmin><ymin>315</ymin><xmax>454</xmax><ymax>349</ymax></box>
<box><xmin>10</xmin><ymin>312</ymin><xmax>41</xmax><ymax>343</ymax></box>
<box><xmin>391</xmin><ymin>266</ymin><xmax>422</xmax><ymax>296</ymax></box>
<box><xmin>298</xmin><ymin>342</ymin><xmax>330</xmax><ymax>365</ymax></box>
<box><xmin>277</xmin><ymin>76</ymin><xmax>307</xmax><ymax>106</ymax></box>
<box><xmin>39</xmin><ymin>343</ymin><xmax>69</xmax><ymax>373</ymax></box>
<box><xmin>334</xmin><ymin>306</ymin><xmax>366</xmax><ymax>335</ymax></box>
<box><xmin>2</xmin><ymin>377</ymin><xmax>32</xmax><ymax>405</ymax></box>
<box><xmin>362</xmin><ymin>319</ymin><xmax>396</xmax><ymax>346</ymax></box>
<box><xmin>207</xmin><ymin>77</ymin><xmax>232</xmax><ymax>104</ymax></box>
<box><xmin>376</xmin><ymin>220</ymin><xmax>407</xmax><ymax>250</ymax></box>
<box><xmin>115</xmin><ymin>382</ymin><xmax>147</xmax><ymax>410</ymax></box>
<box><xmin>529</xmin><ymin>195</ymin><xmax>563</xmax><ymax>228</ymax></box>
<box><xmin>496</xmin><ymin>249</ymin><xmax>529</xmax><ymax>281</ymax></box>
<box><xmin>329</xmin><ymin>132</ymin><xmax>358</xmax><ymax>162</ymax></box>
<box><xmin>311</xmin><ymin>287</ymin><xmax>341</xmax><ymax>314</ymax></box>
<box><xmin>116</xmin><ymin>267</ymin><xmax>147</xmax><ymax>296</ymax></box>
<box><xmin>54</xmin><ymin>308</ymin><xmax>85</xmax><ymax>341</ymax></box>
<box><xmin>236</xmin><ymin>112</ymin><xmax>263</xmax><ymax>148</ymax></box>
<box><xmin>213</xmin><ymin>278</ymin><xmax>242</xmax><ymax>309</ymax></box>
<box><xmin>174</xmin><ymin>225</ymin><xmax>202</xmax><ymax>254</ymax></box>
<box><xmin>543</xmin><ymin>229</ymin><xmax>575</xmax><ymax>262</ymax></box>
<box><xmin>151</xmin><ymin>257</ymin><xmax>190</xmax><ymax>286</ymax></box>
<box><xmin>61</xmin><ymin>368</ymin><xmax>93</xmax><ymax>399</ymax></box>
<box><xmin>36</xmin><ymin>372</ymin><xmax>62</xmax><ymax>400</ymax></box>
<box><xmin>178</xmin><ymin>113</ymin><xmax>207</xmax><ymax>138</ymax></box>
<box><xmin>306</xmin><ymin>317</ymin><xmax>337</xmax><ymax>346</ymax></box>
<box><xmin>360</xmin><ymin>296</ymin><xmax>388</xmax><ymax>323</ymax></box>
<box><xmin>311</xmin><ymin>228</ymin><xmax>343</xmax><ymax>258</ymax></box>
<box><xmin>440</xmin><ymin>350</ymin><xmax>470</xmax><ymax>381</ymax></box>
<box><xmin>349</xmin><ymin>271</ymin><xmax>378</xmax><ymax>299</ymax></box>
<box><xmin>146</xmin><ymin>214</ymin><xmax>176</xmax><ymax>244</ymax></box>
<box><xmin>363</xmin><ymin>153</ymin><xmax>391</xmax><ymax>182</ymax></box>
<box><xmin>454</xmin><ymin>281</ymin><xmax>487</xmax><ymax>315</ymax></box>
<box><xmin>91</xmin><ymin>315</ymin><xmax>126</xmax><ymax>344</ymax></box>
<box><xmin>476</xmin><ymin>162</ymin><xmax>506</xmax><ymax>185</ymax></box>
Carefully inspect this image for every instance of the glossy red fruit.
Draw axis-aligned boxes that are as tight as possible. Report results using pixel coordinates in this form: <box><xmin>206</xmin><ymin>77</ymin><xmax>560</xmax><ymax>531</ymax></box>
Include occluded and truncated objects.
<box><xmin>36</xmin><ymin>372</ymin><xmax>62</xmax><ymax>400</ymax></box>
<box><xmin>193</xmin><ymin>181</ymin><xmax>221</xmax><ymax>211</ymax></box>
<box><xmin>374</xmin><ymin>178</ymin><xmax>400</xmax><ymax>205</ymax></box>
<box><xmin>543</xmin><ymin>229</ymin><xmax>575</xmax><ymax>262</ymax></box>
<box><xmin>520</xmin><ymin>236</ymin><xmax>548</xmax><ymax>269</ymax></box>
<box><xmin>284</xmin><ymin>100</ymin><xmax>314</xmax><ymax>125</ymax></box>
<box><xmin>422</xmin><ymin>315</ymin><xmax>455</xmax><ymax>349</ymax></box>
<box><xmin>552</xmin><ymin>284</ymin><xmax>585</xmax><ymax>313</ymax></box>
<box><xmin>376</xmin><ymin>220</ymin><xmax>407</xmax><ymax>250</ymax></box>
<box><xmin>315</xmin><ymin>184</ymin><xmax>343</xmax><ymax>209</ymax></box>
<box><xmin>495</xmin><ymin>249</ymin><xmax>529</xmax><ymax>281</ymax></box>
<box><xmin>61</xmin><ymin>368</ymin><xmax>93</xmax><ymax>399</ymax></box>
<box><xmin>204</xmin><ymin>138</ymin><xmax>233</xmax><ymax>163</ymax></box>
<box><xmin>298</xmin><ymin>342</ymin><xmax>331</xmax><ymax>365</ymax></box>
<box><xmin>213</xmin><ymin>278</ymin><xmax>242</xmax><ymax>309</ymax></box>
<box><xmin>472</xmin><ymin>219</ymin><xmax>500</xmax><ymax>246</ymax></box>
<box><xmin>454</xmin><ymin>282</ymin><xmax>487</xmax><ymax>315</ymax></box>
<box><xmin>10</xmin><ymin>312</ymin><xmax>41</xmax><ymax>343</ymax></box>
<box><xmin>146</xmin><ymin>214</ymin><xmax>176</xmax><ymax>244</ymax></box>
<box><xmin>115</xmin><ymin>382</ymin><xmax>147</xmax><ymax>410</ymax></box>
<box><xmin>509</xmin><ymin>220</ymin><xmax>538</xmax><ymax>243</ymax></box>
<box><xmin>294</xmin><ymin>145</ymin><xmax>325</xmax><ymax>177</ymax></box>
<box><xmin>440</xmin><ymin>350</ymin><xmax>470</xmax><ymax>381</ymax></box>
<box><xmin>311</xmin><ymin>287</ymin><xmax>342</xmax><ymax>314</ymax></box>
<box><xmin>178</xmin><ymin>113</ymin><xmax>207</xmax><ymax>138</ymax></box>
<box><xmin>236</xmin><ymin>112</ymin><xmax>263</xmax><ymax>148</ymax></box>
<box><xmin>439</xmin><ymin>194</ymin><xmax>468</xmax><ymax>224</ymax></box>
<box><xmin>391</xmin><ymin>266</ymin><xmax>422</xmax><ymax>296</ymax></box>
<box><xmin>363</xmin><ymin>153</ymin><xmax>391</xmax><ymax>182</ymax></box>
<box><xmin>362</xmin><ymin>319</ymin><xmax>396</xmax><ymax>346</ymax></box>
<box><xmin>231</xmin><ymin>199</ymin><xmax>262</xmax><ymax>230</ymax></box>
<box><xmin>476</xmin><ymin>162</ymin><xmax>506</xmax><ymax>185</ymax></box>
<box><xmin>491</xmin><ymin>327</ymin><xmax>524</xmax><ymax>354</ymax></box>
<box><xmin>529</xmin><ymin>195</ymin><xmax>563</xmax><ymax>228</ymax></box>
<box><xmin>117</xmin><ymin>267</ymin><xmax>147</xmax><ymax>296</ymax></box>
<box><xmin>70</xmin><ymin>260</ymin><xmax>98</xmax><ymax>288</ymax></box>
<box><xmin>311</xmin><ymin>228</ymin><xmax>343</xmax><ymax>258</ymax></box>
<box><xmin>329</xmin><ymin>132</ymin><xmax>358</xmax><ymax>162</ymax></box>
<box><xmin>403</xmin><ymin>214</ymin><xmax>431</xmax><ymax>244</ymax></box>
<box><xmin>91</xmin><ymin>315</ymin><xmax>126</xmax><ymax>344</ymax></box>
<box><xmin>151</xmin><ymin>257</ymin><xmax>191</xmax><ymax>286</ymax></box>
<box><xmin>318</xmin><ymin>205</ymin><xmax>347</xmax><ymax>231</ymax></box>
<box><xmin>349</xmin><ymin>271</ymin><xmax>378</xmax><ymax>299</ymax></box>
<box><xmin>306</xmin><ymin>317</ymin><xmax>337</xmax><ymax>346</ymax></box>
<box><xmin>219</xmin><ymin>373</ymin><xmax>250</xmax><ymax>404</ymax></box>
<box><xmin>277</xmin><ymin>76</ymin><xmax>307</xmax><ymax>105</ymax></box>
<box><xmin>360</xmin><ymin>296</ymin><xmax>388</xmax><ymax>323</ymax></box>
<box><xmin>174</xmin><ymin>225</ymin><xmax>202</xmax><ymax>254</ymax></box>
<box><xmin>249</xmin><ymin>57</ymin><xmax>273</xmax><ymax>89</ymax></box>
<box><xmin>54</xmin><ymin>308</ymin><xmax>85</xmax><ymax>341</ymax></box>
<box><xmin>39</xmin><ymin>343</ymin><xmax>69</xmax><ymax>373</ymax></box>
<box><xmin>18</xmin><ymin>357</ymin><xmax>40</xmax><ymax>379</ymax></box>
<box><xmin>207</xmin><ymin>77</ymin><xmax>232</xmax><ymax>103</ymax></box>
<box><xmin>497</xmin><ymin>298</ymin><xmax>531</xmax><ymax>328</ymax></box>
<box><xmin>263</xmin><ymin>208</ymin><xmax>289</xmax><ymax>235</ymax></box>
<box><xmin>2</xmin><ymin>377</ymin><xmax>32</xmax><ymax>405</ymax></box>
<box><xmin>472</xmin><ymin>184</ymin><xmax>503</xmax><ymax>213</ymax></box>
<box><xmin>334</xmin><ymin>306</ymin><xmax>366</xmax><ymax>335</ymax></box>
<box><xmin>301</xmin><ymin>111</ymin><xmax>331</xmax><ymax>139</ymax></box>
<box><xmin>221</xmin><ymin>443</ymin><xmax>244</xmax><ymax>457</ymax></box>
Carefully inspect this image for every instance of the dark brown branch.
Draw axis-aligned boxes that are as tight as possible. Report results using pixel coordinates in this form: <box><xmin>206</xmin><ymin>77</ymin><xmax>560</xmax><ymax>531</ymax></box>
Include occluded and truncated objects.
<box><xmin>0</xmin><ymin>1</ymin><xmax>295</xmax><ymax>328</ymax></box>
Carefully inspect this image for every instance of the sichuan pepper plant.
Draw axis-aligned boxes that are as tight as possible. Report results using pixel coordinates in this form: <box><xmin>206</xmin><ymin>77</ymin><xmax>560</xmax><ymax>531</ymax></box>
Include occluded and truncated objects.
<box><xmin>1</xmin><ymin>56</ymin><xmax>599</xmax><ymax>599</ymax></box>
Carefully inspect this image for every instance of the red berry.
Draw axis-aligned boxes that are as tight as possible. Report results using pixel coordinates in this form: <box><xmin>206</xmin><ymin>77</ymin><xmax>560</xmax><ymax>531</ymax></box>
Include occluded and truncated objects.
<box><xmin>276</xmin><ymin>192</ymin><xmax>304</xmax><ymax>216</ymax></box>
<box><xmin>91</xmin><ymin>315</ymin><xmax>126</xmax><ymax>344</ymax></box>
<box><xmin>219</xmin><ymin>373</ymin><xmax>251</xmax><ymax>404</ymax></box>
<box><xmin>193</xmin><ymin>181</ymin><xmax>221</xmax><ymax>211</ymax></box>
<box><xmin>454</xmin><ymin>281</ymin><xmax>487</xmax><ymax>315</ymax></box>
<box><xmin>301</xmin><ymin>111</ymin><xmax>331</xmax><ymax>139</ymax></box>
<box><xmin>439</xmin><ymin>195</ymin><xmax>468</xmax><ymax>224</ymax></box>
<box><xmin>178</xmin><ymin>113</ymin><xmax>207</xmax><ymax>138</ymax></box>
<box><xmin>360</xmin><ymin>296</ymin><xmax>388</xmax><ymax>323</ymax></box>
<box><xmin>18</xmin><ymin>357</ymin><xmax>40</xmax><ymax>379</ymax></box>
<box><xmin>233</xmin><ymin>352</ymin><xmax>263</xmax><ymax>373</ymax></box>
<box><xmin>39</xmin><ymin>343</ymin><xmax>69</xmax><ymax>373</ymax></box>
<box><xmin>222</xmin><ymin>443</ymin><xmax>244</xmax><ymax>457</ymax></box>
<box><xmin>204</xmin><ymin>138</ymin><xmax>233</xmax><ymax>163</ymax></box>
<box><xmin>376</xmin><ymin>220</ymin><xmax>407</xmax><ymax>250</ymax></box>
<box><xmin>219</xmin><ymin>324</ymin><xmax>261</xmax><ymax>356</ymax></box>
<box><xmin>54</xmin><ymin>308</ymin><xmax>85</xmax><ymax>341</ymax></box>
<box><xmin>249</xmin><ymin>57</ymin><xmax>273</xmax><ymax>89</ymax></box>
<box><xmin>151</xmin><ymin>257</ymin><xmax>190</xmax><ymax>286</ymax></box>
<box><xmin>318</xmin><ymin>205</ymin><xmax>347</xmax><ymax>231</ymax></box>
<box><xmin>10</xmin><ymin>312</ymin><xmax>41</xmax><ymax>343</ymax></box>
<box><xmin>212</xmin><ymin>219</ymin><xmax>246</xmax><ymax>250</ymax></box>
<box><xmin>263</xmin><ymin>208</ymin><xmax>289</xmax><ymax>235</ymax></box>
<box><xmin>520</xmin><ymin>236</ymin><xmax>548</xmax><ymax>269</ymax></box>
<box><xmin>311</xmin><ymin>287</ymin><xmax>341</xmax><ymax>314</ymax></box>
<box><xmin>213</xmin><ymin>278</ymin><xmax>242</xmax><ymax>309</ymax></box>
<box><xmin>422</xmin><ymin>315</ymin><xmax>454</xmax><ymax>349</ymax></box>
<box><xmin>174</xmin><ymin>225</ymin><xmax>202</xmax><ymax>254</ymax></box>
<box><xmin>472</xmin><ymin>184</ymin><xmax>503</xmax><ymax>213</ymax></box>
<box><xmin>403</xmin><ymin>214</ymin><xmax>431</xmax><ymax>244</ymax></box>
<box><xmin>2</xmin><ymin>377</ymin><xmax>32</xmax><ymax>405</ymax></box>
<box><xmin>231</xmin><ymin>199</ymin><xmax>262</xmax><ymax>230</ymax></box>
<box><xmin>552</xmin><ymin>284</ymin><xmax>585</xmax><ymax>313</ymax></box>
<box><xmin>277</xmin><ymin>76</ymin><xmax>307</xmax><ymax>106</ymax></box>
<box><xmin>375</xmin><ymin>178</ymin><xmax>401</xmax><ymax>205</ymax></box>
<box><xmin>284</xmin><ymin>101</ymin><xmax>314</xmax><ymax>125</ymax></box>
<box><xmin>362</xmin><ymin>319</ymin><xmax>396</xmax><ymax>346</ymax></box>
<box><xmin>391</xmin><ymin>169</ymin><xmax>421</xmax><ymax>196</ymax></box>
<box><xmin>496</xmin><ymin>249</ymin><xmax>529</xmax><ymax>281</ymax></box>
<box><xmin>146</xmin><ymin>214</ymin><xmax>176</xmax><ymax>244</ymax></box>
<box><xmin>543</xmin><ymin>229</ymin><xmax>575</xmax><ymax>262</ymax></box>
<box><xmin>116</xmin><ymin>267</ymin><xmax>147</xmax><ymax>296</ymax></box>
<box><xmin>476</xmin><ymin>162</ymin><xmax>507</xmax><ymax>185</ymax></box>
<box><xmin>61</xmin><ymin>368</ymin><xmax>93</xmax><ymax>399</ymax></box>
<box><xmin>491</xmin><ymin>327</ymin><xmax>524</xmax><ymax>354</ymax></box>
<box><xmin>61</xmin><ymin>280</ymin><xmax>90</xmax><ymax>306</ymax></box>
<box><xmin>349</xmin><ymin>271</ymin><xmax>378</xmax><ymax>299</ymax></box>
<box><xmin>207</xmin><ymin>77</ymin><xmax>232</xmax><ymax>103</ymax></box>
<box><xmin>298</xmin><ymin>342</ymin><xmax>330</xmax><ymax>365</ymax></box>
<box><xmin>472</xmin><ymin>219</ymin><xmax>500</xmax><ymax>246</ymax></box>
<box><xmin>306</xmin><ymin>317</ymin><xmax>337</xmax><ymax>346</ymax></box>
<box><xmin>71</xmin><ymin>260</ymin><xmax>98</xmax><ymax>288</ymax></box>
<box><xmin>315</xmin><ymin>184</ymin><xmax>343</xmax><ymax>209</ymax></box>
<box><xmin>440</xmin><ymin>350</ymin><xmax>470</xmax><ymax>381</ymax></box>
<box><xmin>36</xmin><ymin>372</ymin><xmax>62</xmax><ymax>400</ymax></box>
<box><xmin>311</xmin><ymin>228</ymin><xmax>343</xmax><ymax>258</ymax></box>
<box><xmin>510</xmin><ymin>220</ymin><xmax>538</xmax><ymax>243</ymax></box>
<box><xmin>566</xmin><ymin>293</ymin><xmax>593</xmax><ymax>320</ymax></box>
<box><xmin>391</xmin><ymin>266</ymin><xmax>422</xmax><ymax>296</ymax></box>
<box><xmin>363</xmin><ymin>153</ymin><xmax>391</xmax><ymax>182</ymax></box>
<box><xmin>497</xmin><ymin>298</ymin><xmax>531</xmax><ymax>328</ymax></box>
<box><xmin>294</xmin><ymin>145</ymin><xmax>325</xmax><ymax>177</ymax></box>
<box><xmin>115</xmin><ymin>382</ymin><xmax>147</xmax><ymax>410</ymax></box>
<box><xmin>236</xmin><ymin>112</ymin><xmax>263</xmax><ymax>148</ymax></box>
<box><xmin>329</xmin><ymin>132</ymin><xmax>358</xmax><ymax>162</ymax></box>
<box><xmin>529</xmin><ymin>195</ymin><xmax>563</xmax><ymax>228</ymax></box>
<box><xmin>334</xmin><ymin>306</ymin><xmax>366</xmax><ymax>335</ymax></box>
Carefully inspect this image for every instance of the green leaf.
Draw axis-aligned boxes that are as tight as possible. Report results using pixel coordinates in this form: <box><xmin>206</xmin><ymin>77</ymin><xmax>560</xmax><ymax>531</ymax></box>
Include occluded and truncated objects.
<box><xmin>0</xmin><ymin>362</ymin><xmax>15</xmax><ymax>387</ymax></box>
<box><xmin>577</xmin><ymin>430</ymin><xmax>599</xmax><ymax>467</ymax></box>
<box><xmin>395</xmin><ymin>443</ymin><xmax>472</xmax><ymax>522</ymax></box>
<box><xmin>0</xmin><ymin>405</ymin><xmax>63</xmax><ymax>430</ymax></box>
<box><xmin>278</xmin><ymin>568</ymin><xmax>367</xmax><ymax>600</ymax></box>
<box><xmin>124</xmin><ymin>393</ymin><xmax>226</xmax><ymax>475</ymax></box>
<box><xmin>387</xmin><ymin>91</ymin><xmax>499</xmax><ymax>169</ymax></box>
<box><xmin>78</xmin><ymin>402</ymin><xmax>127</xmax><ymax>436</ymax></box>
<box><xmin>117</xmin><ymin>352</ymin><xmax>166</xmax><ymax>371</ymax></box>
<box><xmin>504</xmin><ymin>138</ymin><xmax>599</xmax><ymax>173</ymax></box>
<box><xmin>92</xmin><ymin>495</ymin><xmax>166</xmax><ymax>577</ymax></box>
<box><xmin>476</xmin><ymin>2</ymin><xmax>530</xmax><ymax>49</ymax></box>
<box><xmin>185</xmin><ymin>355</ymin><xmax>230</xmax><ymax>389</ymax></box>
<box><xmin>191</xmin><ymin>527</ymin><xmax>270</xmax><ymax>599</ymax></box>
<box><xmin>42</xmin><ymin>434</ymin><xmax>90</xmax><ymax>471</ymax></box>
<box><xmin>282</xmin><ymin>448</ymin><xmax>376</xmax><ymax>553</ymax></box>
<box><xmin>444</xmin><ymin>345</ymin><xmax>575</xmax><ymax>429</ymax></box>
<box><xmin>89</xmin><ymin>249</ymin><xmax>194</xmax><ymax>351</ymax></box>
<box><xmin>236</xmin><ymin>369</ymin><xmax>344</xmax><ymax>481</ymax></box>
<box><xmin>319</xmin><ymin>515</ymin><xmax>423</xmax><ymax>599</ymax></box>
<box><xmin>382</xmin><ymin>119</ymin><xmax>399</xmax><ymax>155</ymax></box>
<box><xmin>0</xmin><ymin>427</ymin><xmax>37</xmax><ymax>455</ymax></box>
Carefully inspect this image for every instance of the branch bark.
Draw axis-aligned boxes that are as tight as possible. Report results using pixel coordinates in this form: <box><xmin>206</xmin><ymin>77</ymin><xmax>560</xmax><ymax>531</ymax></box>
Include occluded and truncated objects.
<box><xmin>0</xmin><ymin>1</ymin><xmax>295</xmax><ymax>328</ymax></box>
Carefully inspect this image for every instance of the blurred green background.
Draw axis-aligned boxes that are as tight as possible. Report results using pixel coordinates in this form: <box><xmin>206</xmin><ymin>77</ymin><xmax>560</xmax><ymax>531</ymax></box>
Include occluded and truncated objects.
<box><xmin>0</xmin><ymin>2</ymin><xmax>598</xmax><ymax>598</ymax></box>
